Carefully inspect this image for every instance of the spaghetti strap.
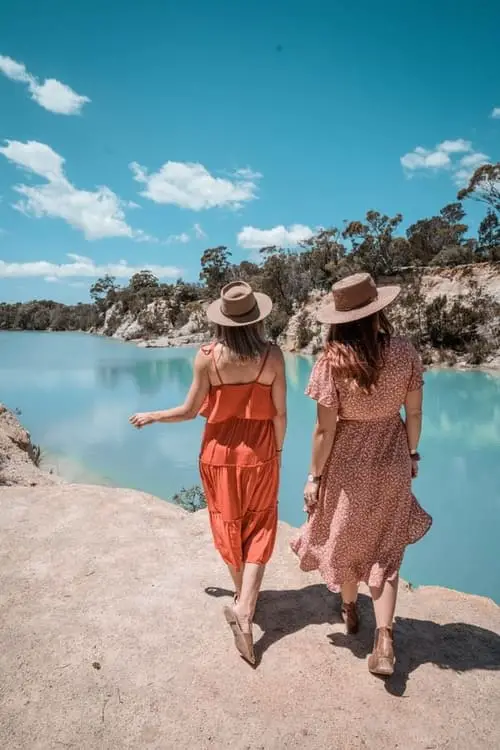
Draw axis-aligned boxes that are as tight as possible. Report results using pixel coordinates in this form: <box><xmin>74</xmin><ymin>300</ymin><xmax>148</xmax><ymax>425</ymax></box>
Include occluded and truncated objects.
<box><xmin>256</xmin><ymin>345</ymin><xmax>271</xmax><ymax>383</ymax></box>
<box><xmin>212</xmin><ymin>344</ymin><xmax>224</xmax><ymax>385</ymax></box>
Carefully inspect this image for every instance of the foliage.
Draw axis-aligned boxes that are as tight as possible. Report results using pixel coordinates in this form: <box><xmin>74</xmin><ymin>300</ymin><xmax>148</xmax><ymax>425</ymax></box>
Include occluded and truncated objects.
<box><xmin>458</xmin><ymin>162</ymin><xmax>500</xmax><ymax>216</ymax></box>
<box><xmin>170</xmin><ymin>485</ymin><xmax>207</xmax><ymax>512</ymax></box>
<box><xmin>342</xmin><ymin>211</ymin><xmax>405</xmax><ymax>278</ymax></box>
<box><xmin>89</xmin><ymin>274</ymin><xmax>119</xmax><ymax>307</ymax></box>
<box><xmin>478</xmin><ymin>210</ymin><xmax>500</xmax><ymax>260</ymax></box>
<box><xmin>0</xmin><ymin>300</ymin><xmax>98</xmax><ymax>332</ymax></box>
<box><xmin>391</xmin><ymin>274</ymin><xmax>500</xmax><ymax>365</ymax></box>
<box><xmin>199</xmin><ymin>246</ymin><xmax>232</xmax><ymax>298</ymax></box>
<box><xmin>1</xmin><ymin>170</ymin><xmax>499</xmax><ymax>364</ymax></box>
<box><xmin>294</xmin><ymin>310</ymin><xmax>314</xmax><ymax>349</ymax></box>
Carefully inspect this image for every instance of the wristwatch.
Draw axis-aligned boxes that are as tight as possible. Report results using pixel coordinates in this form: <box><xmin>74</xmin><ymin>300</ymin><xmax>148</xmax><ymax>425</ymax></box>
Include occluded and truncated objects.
<box><xmin>307</xmin><ymin>474</ymin><xmax>322</xmax><ymax>484</ymax></box>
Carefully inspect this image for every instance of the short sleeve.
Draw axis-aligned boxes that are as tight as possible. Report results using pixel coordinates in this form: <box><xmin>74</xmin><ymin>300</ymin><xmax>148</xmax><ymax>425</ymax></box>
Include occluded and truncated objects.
<box><xmin>408</xmin><ymin>343</ymin><xmax>424</xmax><ymax>391</ymax></box>
<box><xmin>305</xmin><ymin>355</ymin><xmax>339</xmax><ymax>409</ymax></box>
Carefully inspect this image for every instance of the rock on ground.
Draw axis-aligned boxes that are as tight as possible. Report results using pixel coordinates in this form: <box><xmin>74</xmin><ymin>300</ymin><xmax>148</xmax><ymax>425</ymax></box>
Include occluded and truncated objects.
<box><xmin>1</xmin><ymin>484</ymin><xmax>499</xmax><ymax>750</ymax></box>
<box><xmin>0</xmin><ymin>404</ymin><xmax>58</xmax><ymax>487</ymax></box>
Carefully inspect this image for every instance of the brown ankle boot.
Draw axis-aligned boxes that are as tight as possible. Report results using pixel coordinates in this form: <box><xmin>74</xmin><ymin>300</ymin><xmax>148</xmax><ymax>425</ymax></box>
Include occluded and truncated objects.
<box><xmin>341</xmin><ymin>601</ymin><xmax>359</xmax><ymax>634</ymax></box>
<box><xmin>368</xmin><ymin>627</ymin><xmax>395</xmax><ymax>676</ymax></box>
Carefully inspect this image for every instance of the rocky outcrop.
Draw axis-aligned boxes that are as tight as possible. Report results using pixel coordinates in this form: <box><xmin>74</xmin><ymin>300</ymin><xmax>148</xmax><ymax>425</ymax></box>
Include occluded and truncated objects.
<box><xmin>90</xmin><ymin>263</ymin><xmax>500</xmax><ymax>366</ymax></box>
<box><xmin>280</xmin><ymin>263</ymin><xmax>500</xmax><ymax>367</ymax></box>
<box><xmin>1</xmin><ymin>483</ymin><xmax>499</xmax><ymax>749</ymax></box>
<box><xmin>0</xmin><ymin>404</ymin><xmax>58</xmax><ymax>487</ymax></box>
<box><xmin>423</xmin><ymin>262</ymin><xmax>500</xmax><ymax>303</ymax></box>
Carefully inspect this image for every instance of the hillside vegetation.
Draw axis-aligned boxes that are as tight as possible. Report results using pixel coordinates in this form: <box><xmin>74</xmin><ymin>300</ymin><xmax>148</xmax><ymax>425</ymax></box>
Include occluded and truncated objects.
<box><xmin>1</xmin><ymin>164</ymin><xmax>500</xmax><ymax>365</ymax></box>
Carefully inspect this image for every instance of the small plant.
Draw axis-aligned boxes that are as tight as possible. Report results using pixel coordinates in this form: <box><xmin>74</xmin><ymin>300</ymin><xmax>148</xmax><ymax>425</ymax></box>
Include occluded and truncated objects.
<box><xmin>28</xmin><ymin>443</ymin><xmax>42</xmax><ymax>467</ymax></box>
<box><xmin>170</xmin><ymin>485</ymin><xmax>207</xmax><ymax>512</ymax></box>
<box><xmin>295</xmin><ymin>310</ymin><xmax>314</xmax><ymax>350</ymax></box>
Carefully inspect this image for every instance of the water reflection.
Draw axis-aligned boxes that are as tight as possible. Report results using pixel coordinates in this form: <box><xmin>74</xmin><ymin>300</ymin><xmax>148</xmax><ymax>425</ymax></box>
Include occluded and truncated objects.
<box><xmin>96</xmin><ymin>356</ymin><xmax>196</xmax><ymax>395</ymax></box>
<box><xmin>424</xmin><ymin>371</ymin><xmax>500</xmax><ymax>448</ymax></box>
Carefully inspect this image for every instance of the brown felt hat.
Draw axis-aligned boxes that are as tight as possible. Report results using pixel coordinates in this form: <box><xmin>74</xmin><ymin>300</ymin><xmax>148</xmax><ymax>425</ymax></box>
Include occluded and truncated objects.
<box><xmin>207</xmin><ymin>281</ymin><xmax>273</xmax><ymax>327</ymax></box>
<box><xmin>316</xmin><ymin>273</ymin><xmax>401</xmax><ymax>325</ymax></box>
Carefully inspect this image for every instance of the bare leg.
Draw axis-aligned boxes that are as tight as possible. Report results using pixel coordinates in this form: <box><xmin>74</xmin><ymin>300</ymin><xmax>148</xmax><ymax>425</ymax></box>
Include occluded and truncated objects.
<box><xmin>227</xmin><ymin>563</ymin><xmax>243</xmax><ymax>599</ymax></box>
<box><xmin>341</xmin><ymin>581</ymin><xmax>358</xmax><ymax>604</ymax></box>
<box><xmin>370</xmin><ymin>575</ymin><xmax>399</xmax><ymax>628</ymax></box>
<box><xmin>233</xmin><ymin>562</ymin><xmax>265</xmax><ymax>633</ymax></box>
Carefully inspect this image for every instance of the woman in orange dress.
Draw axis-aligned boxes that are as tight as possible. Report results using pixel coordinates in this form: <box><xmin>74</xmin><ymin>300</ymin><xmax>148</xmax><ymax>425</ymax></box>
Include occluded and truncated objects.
<box><xmin>292</xmin><ymin>273</ymin><xmax>432</xmax><ymax>677</ymax></box>
<box><xmin>130</xmin><ymin>281</ymin><xmax>287</xmax><ymax>664</ymax></box>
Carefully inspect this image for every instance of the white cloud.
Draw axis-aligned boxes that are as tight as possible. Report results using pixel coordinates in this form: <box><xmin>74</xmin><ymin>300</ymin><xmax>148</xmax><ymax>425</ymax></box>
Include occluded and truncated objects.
<box><xmin>165</xmin><ymin>232</ymin><xmax>190</xmax><ymax>244</ymax></box>
<box><xmin>0</xmin><ymin>55</ymin><xmax>30</xmax><ymax>82</ymax></box>
<box><xmin>400</xmin><ymin>138</ymin><xmax>491</xmax><ymax>187</ymax></box>
<box><xmin>0</xmin><ymin>140</ymin><xmax>148</xmax><ymax>240</ymax></box>
<box><xmin>193</xmin><ymin>222</ymin><xmax>206</xmax><ymax>239</ymax></box>
<box><xmin>0</xmin><ymin>139</ymin><xmax>64</xmax><ymax>179</ymax></box>
<box><xmin>237</xmin><ymin>224</ymin><xmax>314</xmax><ymax>249</ymax></box>
<box><xmin>491</xmin><ymin>107</ymin><xmax>500</xmax><ymax>119</ymax></box>
<box><xmin>453</xmin><ymin>152</ymin><xmax>490</xmax><ymax>186</ymax></box>
<box><xmin>459</xmin><ymin>152</ymin><xmax>489</xmax><ymax>169</ymax></box>
<box><xmin>130</xmin><ymin>160</ymin><xmax>260</xmax><ymax>210</ymax></box>
<box><xmin>0</xmin><ymin>254</ymin><xmax>181</xmax><ymax>279</ymax></box>
<box><xmin>400</xmin><ymin>139</ymin><xmax>472</xmax><ymax>172</ymax></box>
<box><xmin>438</xmin><ymin>139</ymin><xmax>472</xmax><ymax>154</ymax></box>
<box><xmin>0</xmin><ymin>54</ymin><xmax>89</xmax><ymax>115</ymax></box>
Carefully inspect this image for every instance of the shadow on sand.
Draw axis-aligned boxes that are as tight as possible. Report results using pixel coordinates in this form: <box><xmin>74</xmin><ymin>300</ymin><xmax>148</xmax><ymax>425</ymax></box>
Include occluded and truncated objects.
<box><xmin>205</xmin><ymin>586</ymin><xmax>500</xmax><ymax>696</ymax></box>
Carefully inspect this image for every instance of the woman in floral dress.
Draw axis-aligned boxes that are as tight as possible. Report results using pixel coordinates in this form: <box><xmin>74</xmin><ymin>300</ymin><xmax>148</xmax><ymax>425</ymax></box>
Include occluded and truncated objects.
<box><xmin>292</xmin><ymin>272</ymin><xmax>432</xmax><ymax>677</ymax></box>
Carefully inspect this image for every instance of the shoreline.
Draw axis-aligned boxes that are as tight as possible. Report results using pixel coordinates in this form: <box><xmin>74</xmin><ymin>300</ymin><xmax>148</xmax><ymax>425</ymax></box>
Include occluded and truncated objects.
<box><xmin>3</xmin><ymin>328</ymin><xmax>499</xmax><ymax>373</ymax></box>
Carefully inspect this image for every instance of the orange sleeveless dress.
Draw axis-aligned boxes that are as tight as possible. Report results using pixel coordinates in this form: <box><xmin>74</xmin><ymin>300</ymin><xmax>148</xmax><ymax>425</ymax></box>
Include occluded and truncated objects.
<box><xmin>198</xmin><ymin>345</ymin><xmax>279</xmax><ymax>570</ymax></box>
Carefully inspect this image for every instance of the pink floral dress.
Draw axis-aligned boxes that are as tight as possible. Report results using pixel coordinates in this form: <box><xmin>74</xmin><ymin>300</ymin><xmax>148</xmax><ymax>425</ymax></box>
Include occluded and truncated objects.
<box><xmin>291</xmin><ymin>336</ymin><xmax>432</xmax><ymax>591</ymax></box>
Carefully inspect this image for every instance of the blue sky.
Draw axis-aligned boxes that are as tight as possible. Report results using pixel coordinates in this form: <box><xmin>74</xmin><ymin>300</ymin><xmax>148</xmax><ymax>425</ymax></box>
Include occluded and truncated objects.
<box><xmin>0</xmin><ymin>0</ymin><xmax>499</xmax><ymax>303</ymax></box>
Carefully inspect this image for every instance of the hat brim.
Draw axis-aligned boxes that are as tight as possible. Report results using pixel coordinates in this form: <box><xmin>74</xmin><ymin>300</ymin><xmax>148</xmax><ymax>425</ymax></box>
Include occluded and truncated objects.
<box><xmin>206</xmin><ymin>292</ymin><xmax>273</xmax><ymax>327</ymax></box>
<box><xmin>316</xmin><ymin>285</ymin><xmax>401</xmax><ymax>325</ymax></box>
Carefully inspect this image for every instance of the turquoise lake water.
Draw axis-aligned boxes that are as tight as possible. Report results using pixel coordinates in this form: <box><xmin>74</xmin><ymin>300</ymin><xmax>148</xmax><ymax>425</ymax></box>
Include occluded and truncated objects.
<box><xmin>1</xmin><ymin>331</ymin><xmax>499</xmax><ymax>602</ymax></box>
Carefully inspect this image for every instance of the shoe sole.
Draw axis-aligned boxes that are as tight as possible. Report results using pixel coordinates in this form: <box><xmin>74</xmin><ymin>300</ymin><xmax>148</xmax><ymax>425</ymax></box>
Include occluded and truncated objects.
<box><xmin>368</xmin><ymin>657</ymin><xmax>395</xmax><ymax>676</ymax></box>
<box><xmin>223</xmin><ymin>606</ymin><xmax>255</xmax><ymax>665</ymax></box>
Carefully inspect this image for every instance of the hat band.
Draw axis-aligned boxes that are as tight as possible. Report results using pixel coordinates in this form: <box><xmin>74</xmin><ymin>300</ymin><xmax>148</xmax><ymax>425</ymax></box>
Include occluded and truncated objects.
<box><xmin>335</xmin><ymin>290</ymin><xmax>378</xmax><ymax>312</ymax></box>
<box><xmin>221</xmin><ymin>300</ymin><xmax>259</xmax><ymax>319</ymax></box>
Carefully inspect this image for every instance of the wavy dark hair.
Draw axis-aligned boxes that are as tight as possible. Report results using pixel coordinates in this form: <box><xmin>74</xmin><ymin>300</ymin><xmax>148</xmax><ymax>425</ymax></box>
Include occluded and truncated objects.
<box><xmin>325</xmin><ymin>311</ymin><xmax>393</xmax><ymax>392</ymax></box>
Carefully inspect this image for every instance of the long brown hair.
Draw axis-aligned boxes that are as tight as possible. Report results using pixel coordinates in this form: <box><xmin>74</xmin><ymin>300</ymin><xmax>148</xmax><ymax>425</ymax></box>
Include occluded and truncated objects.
<box><xmin>325</xmin><ymin>311</ymin><xmax>393</xmax><ymax>392</ymax></box>
<box><xmin>214</xmin><ymin>322</ymin><xmax>267</xmax><ymax>361</ymax></box>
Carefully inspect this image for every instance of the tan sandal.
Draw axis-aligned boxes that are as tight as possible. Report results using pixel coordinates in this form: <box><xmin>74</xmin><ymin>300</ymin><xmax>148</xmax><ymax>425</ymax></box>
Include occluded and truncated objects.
<box><xmin>223</xmin><ymin>605</ymin><xmax>255</xmax><ymax>665</ymax></box>
<box><xmin>368</xmin><ymin>627</ymin><xmax>395</xmax><ymax>676</ymax></box>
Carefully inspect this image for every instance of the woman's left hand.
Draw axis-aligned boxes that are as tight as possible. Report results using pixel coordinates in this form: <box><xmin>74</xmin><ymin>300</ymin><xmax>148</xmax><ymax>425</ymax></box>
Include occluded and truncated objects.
<box><xmin>411</xmin><ymin>457</ymin><xmax>419</xmax><ymax>478</ymax></box>
<box><xmin>129</xmin><ymin>412</ymin><xmax>156</xmax><ymax>429</ymax></box>
<box><xmin>303</xmin><ymin>480</ymin><xmax>319</xmax><ymax>513</ymax></box>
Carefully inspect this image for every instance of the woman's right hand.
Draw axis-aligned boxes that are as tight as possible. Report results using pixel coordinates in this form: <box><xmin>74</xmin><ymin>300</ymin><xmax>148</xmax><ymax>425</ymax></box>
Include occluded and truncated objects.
<box><xmin>129</xmin><ymin>412</ymin><xmax>156</xmax><ymax>429</ymax></box>
<box><xmin>303</xmin><ymin>480</ymin><xmax>320</xmax><ymax>513</ymax></box>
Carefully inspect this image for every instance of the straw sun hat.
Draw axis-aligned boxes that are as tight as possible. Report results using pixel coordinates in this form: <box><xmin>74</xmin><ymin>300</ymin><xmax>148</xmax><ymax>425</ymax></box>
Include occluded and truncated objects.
<box><xmin>207</xmin><ymin>281</ymin><xmax>273</xmax><ymax>327</ymax></box>
<box><xmin>316</xmin><ymin>273</ymin><xmax>401</xmax><ymax>325</ymax></box>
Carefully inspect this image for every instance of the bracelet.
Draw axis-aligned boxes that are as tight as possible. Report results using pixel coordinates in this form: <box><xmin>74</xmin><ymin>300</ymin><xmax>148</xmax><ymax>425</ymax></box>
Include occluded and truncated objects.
<box><xmin>410</xmin><ymin>451</ymin><xmax>421</xmax><ymax>461</ymax></box>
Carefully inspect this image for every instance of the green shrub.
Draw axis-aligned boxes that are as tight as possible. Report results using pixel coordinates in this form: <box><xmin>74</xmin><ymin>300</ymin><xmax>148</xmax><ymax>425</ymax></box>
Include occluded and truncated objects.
<box><xmin>170</xmin><ymin>486</ymin><xmax>207</xmax><ymax>512</ymax></box>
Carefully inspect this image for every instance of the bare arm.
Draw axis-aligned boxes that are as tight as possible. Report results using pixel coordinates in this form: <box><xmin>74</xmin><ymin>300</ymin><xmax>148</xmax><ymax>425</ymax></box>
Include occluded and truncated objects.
<box><xmin>304</xmin><ymin>403</ymin><xmax>338</xmax><ymax>510</ymax></box>
<box><xmin>404</xmin><ymin>387</ymin><xmax>423</xmax><ymax>477</ymax></box>
<box><xmin>129</xmin><ymin>351</ymin><xmax>210</xmax><ymax>428</ymax></box>
<box><xmin>404</xmin><ymin>388</ymin><xmax>422</xmax><ymax>452</ymax></box>
<box><xmin>271</xmin><ymin>348</ymin><xmax>287</xmax><ymax>452</ymax></box>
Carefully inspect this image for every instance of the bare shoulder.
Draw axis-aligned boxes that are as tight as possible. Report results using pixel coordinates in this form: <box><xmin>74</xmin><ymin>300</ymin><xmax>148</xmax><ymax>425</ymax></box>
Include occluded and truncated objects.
<box><xmin>194</xmin><ymin>345</ymin><xmax>212</xmax><ymax>370</ymax></box>
<box><xmin>268</xmin><ymin>343</ymin><xmax>285</xmax><ymax>370</ymax></box>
